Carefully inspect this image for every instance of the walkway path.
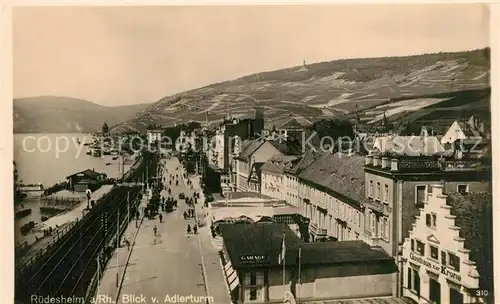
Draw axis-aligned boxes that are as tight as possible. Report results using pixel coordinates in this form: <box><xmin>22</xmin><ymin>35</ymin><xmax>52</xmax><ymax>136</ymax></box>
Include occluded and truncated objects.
<box><xmin>98</xmin><ymin>157</ymin><xmax>215</xmax><ymax>304</ymax></box>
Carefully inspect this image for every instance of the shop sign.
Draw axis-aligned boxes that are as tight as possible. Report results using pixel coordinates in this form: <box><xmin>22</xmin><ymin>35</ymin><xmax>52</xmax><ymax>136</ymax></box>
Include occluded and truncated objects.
<box><xmin>239</xmin><ymin>255</ymin><xmax>268</xmax><ymax>263</ymax></box>
<box><xmin>409</xmin><ymin>252</ymin><xmax>461</xmax><ymax>282</ymax></box>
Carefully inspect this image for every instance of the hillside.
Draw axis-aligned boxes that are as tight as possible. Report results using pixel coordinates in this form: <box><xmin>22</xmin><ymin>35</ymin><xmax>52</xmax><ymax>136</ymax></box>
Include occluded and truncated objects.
<box><xmin>112</xmin><ymin>48</ymin><xmax>490</xmax><ymax>134</ymax></box>
<box><xmin>13</xmin><ymin>96</ymin><xmax>151</xmax><ymax>133</ymax></box>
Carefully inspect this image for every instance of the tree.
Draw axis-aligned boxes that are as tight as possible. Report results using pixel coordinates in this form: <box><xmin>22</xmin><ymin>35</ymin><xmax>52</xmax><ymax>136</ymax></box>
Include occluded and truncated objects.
<box><xmin>102</xmin><ymin>122</ymin><xmax>109</xmax><ymax>135</ymax></box>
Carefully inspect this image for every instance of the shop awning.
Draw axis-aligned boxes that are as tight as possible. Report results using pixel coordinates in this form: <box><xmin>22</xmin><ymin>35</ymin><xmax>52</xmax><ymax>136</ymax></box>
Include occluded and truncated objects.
<box><xmin>223</xmin><ymin>261</ymin><xmax>239</xmax><ymax>292</ymax></box>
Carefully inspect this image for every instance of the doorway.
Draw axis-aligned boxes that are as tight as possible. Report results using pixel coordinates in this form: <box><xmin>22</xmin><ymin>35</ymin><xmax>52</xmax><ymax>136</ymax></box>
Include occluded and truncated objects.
<box><xmin>429</xmin><ymin>278</ymin><xmax>441</xmax><ymax>304</ymax></box>
<box><xmin>449</xmin><ymin>287</ymin><xmax>464</xmax><ymax>304</ymax></box>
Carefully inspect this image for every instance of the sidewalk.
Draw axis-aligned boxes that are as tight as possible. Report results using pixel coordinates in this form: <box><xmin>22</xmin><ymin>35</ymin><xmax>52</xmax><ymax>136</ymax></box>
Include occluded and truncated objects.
<box><xmin>188</xmin><ymin>175</ymin><xmax>232</xmax><ymax>304</ymax></box>
<box><xmin>97</xmin><ymin>192</ymin><xmax>150</xmax><ymax>300</ymax></box>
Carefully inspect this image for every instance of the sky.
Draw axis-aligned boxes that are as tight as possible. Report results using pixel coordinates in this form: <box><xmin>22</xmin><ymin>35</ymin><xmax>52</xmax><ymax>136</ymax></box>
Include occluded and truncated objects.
<box><xmin>13</xmin><ymin>4</ymin><xmax>490</xmax><ymax>106</ymax></box>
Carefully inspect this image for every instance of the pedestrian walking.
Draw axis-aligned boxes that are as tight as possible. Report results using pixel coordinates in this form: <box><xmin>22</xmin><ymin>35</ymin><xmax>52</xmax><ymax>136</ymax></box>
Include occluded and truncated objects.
<box><xmin>183</xmin><ymin>211</ymin><xmax>187</xmax><ymax>220</ymax></box>
<box><xmin>159</xmin><ymin>213</ymin><xmax>163</xmax><ymax>223</ymax></box>
<box><xmin>187</xmin><ymin>224</ymin><xmax>191</xmax><ymax>234</ymax></box>
<box><xmin>193</xmin><ymin>225</ymin><xmax>198</xmax><ymax>235</ymax></box>
<box><xmin>153</xmin><ymin>225</ymin><xmax>157</xmax><ymax>236</ymax></box>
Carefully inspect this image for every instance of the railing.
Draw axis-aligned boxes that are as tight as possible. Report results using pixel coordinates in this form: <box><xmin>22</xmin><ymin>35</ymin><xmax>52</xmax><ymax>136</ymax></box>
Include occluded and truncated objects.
<box><xmin>309</xmin><ymin>222</ymin><xmax>327</xmax><ymax>236</ymax></box>
<box><xmin>16</xmin><ymin>220</ymin><xmax>79</xmax><ymax>274</ymax></box>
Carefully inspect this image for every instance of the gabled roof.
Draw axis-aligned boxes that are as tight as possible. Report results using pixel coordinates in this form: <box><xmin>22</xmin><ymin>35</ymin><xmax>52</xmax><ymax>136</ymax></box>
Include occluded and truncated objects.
<box><xmin>285</xmin><ymin>149</ymin><xmax>323</xmax><ymax>175</ymax></box>
<box><xmin>66</xmin><ymin>169</ymin><xmax>104</xmax><ymax>180</ymax></box>
<box><xmin>269</xmin><ymin>139</ymin><xmax>303</xmax><ymax>156</ymax></box>
<box><xmin>298</xmin><ymin>153</ymin><xmax>366</xmax><ymax>206</ymax></box>
<box><xmin>446</xmin><ymin>192</ymin><xmax>493</xmax><ymax>292</ymax></box>
<box><xmin>248</xmin><ymin>162</ymin><xmax>265</xmax><ymax>183</ymax></box>
<box><xmin>236</xmin><ymin>139</ymin><xmax>265</xmax><ymax>161</ymax></box>
<box><xmin>261</xmin><ymin>155</ymin><xmax>300</xmax><ymax>174</ymax></box>
<box><xmin>277</xmin><ymin>117</ymin><xmax>306</xmax><ymax>130</ymax></box>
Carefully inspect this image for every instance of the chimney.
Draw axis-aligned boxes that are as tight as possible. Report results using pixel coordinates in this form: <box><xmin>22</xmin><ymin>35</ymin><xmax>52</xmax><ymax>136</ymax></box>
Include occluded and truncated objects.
<box><xmin>381</xmin><ymin>157</ymin><xmax>389</xmax><ymax>168</ymax></box>
<box><xmin>365</xmin><ymin>155</ymin><xmax>373</xmax><ymax>165</ymax></box>
<box><xmin>390</xmin><ymin>159</ymin><xmax>398</xmax><ymax>171</ymax></box>
<box><xmin>373</xmin><ymin>155</ymin><xmax>380</xmax><ymax>166</ymax></box>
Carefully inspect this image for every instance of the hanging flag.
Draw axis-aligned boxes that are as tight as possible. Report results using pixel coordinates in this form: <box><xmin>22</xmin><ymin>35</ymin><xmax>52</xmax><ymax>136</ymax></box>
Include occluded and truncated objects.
<box><xmin>278</xmin><ymin>233</ymin><xmax>286</xmax><ymax>264</ymax></box>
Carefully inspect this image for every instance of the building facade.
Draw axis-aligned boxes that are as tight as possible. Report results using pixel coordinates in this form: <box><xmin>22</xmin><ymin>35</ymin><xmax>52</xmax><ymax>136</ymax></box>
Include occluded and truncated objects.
<box><xmin>234</xmin><ymin>140</ymin><xmax>282</xmax><ymax>192</ymax></box>
<box><xmin>401</xmin><ymin>185</ymin><xmax>492</xmax><ymax>304</ymax></box>
<box><xmin>261</xmin><ymin>155</ymin><xmax>300</xmax><ymax>202</ymax></box>
<box><xmin>297</xmin><ymin>153</ymin><xmax>367</xmax><ymax>243</ymax></box>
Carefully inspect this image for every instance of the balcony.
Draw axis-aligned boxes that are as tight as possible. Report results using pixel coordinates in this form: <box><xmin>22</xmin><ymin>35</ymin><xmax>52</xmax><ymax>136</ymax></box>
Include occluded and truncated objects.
<box><xmin>309</xmin><ymin>222</ymin><xmax>327</xmax><ymax>236</ymax></box>
<box><xmin>362</xmin><ymin>198</ymin><xmax>390</xmax><ymax>215</ymax></box>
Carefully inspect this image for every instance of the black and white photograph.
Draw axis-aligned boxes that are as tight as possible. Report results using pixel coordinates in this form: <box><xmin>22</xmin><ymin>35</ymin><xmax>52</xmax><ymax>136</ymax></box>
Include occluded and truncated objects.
<box><xmin>11</xmin><ymin>4</ymin><xmax>494</xmax><ymax>304</ymax></box>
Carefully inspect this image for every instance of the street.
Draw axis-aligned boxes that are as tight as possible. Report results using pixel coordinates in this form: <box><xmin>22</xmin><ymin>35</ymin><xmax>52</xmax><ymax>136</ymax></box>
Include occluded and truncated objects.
<box><xmin>116</xmin><ymin>157</ymin><xmax>207</xmax><ymax>303</ymax></box>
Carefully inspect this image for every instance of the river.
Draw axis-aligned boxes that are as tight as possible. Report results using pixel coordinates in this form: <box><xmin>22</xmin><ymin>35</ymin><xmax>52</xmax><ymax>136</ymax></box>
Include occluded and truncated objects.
<box><xmin>14</xmin><ymin>133</ymin><xmax>135</xmax><ymax>244</ymax></box>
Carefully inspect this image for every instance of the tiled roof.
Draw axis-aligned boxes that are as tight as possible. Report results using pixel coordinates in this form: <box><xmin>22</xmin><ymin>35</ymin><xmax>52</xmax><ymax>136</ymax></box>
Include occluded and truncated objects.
<box><xmin>219</xmin><ymin>224</ymin><xmax>396</xmax><ymax>270</ymax></box>
<box><xmin>458</xmin><ymin>121</ymin><xmax>482</xmax><ymax>138</ymax></box>
<box><xmin>446</xmin><ymin>192</ymin><xmax>493</xmax><ymax>292</ymax></box>
<box><xmin>298</xmin><ymin>153</ymin><xmax>366</xmax><ymax>206</ymax></box>
<box><xmin>269</xmin><ymin>139</ymin><xmax>303</xmax><ymax>156</ymax></box>
<box><xmin>261</xmin><ymin>155</ymin><xmax>300</xmax><ymax>174</ymax></box>
<box><xmin>66</xmin><ymin>169</ymin><xmax>104</xmax><ymax>179</ymax></box>
<box><xmin>285</xmin><ymin>149</ymin><xmax>324</xmax><ymax>175</ymax></box>
<box><xmin>237</xmin><ymin>139</ymin><xmax>264</xmax><ymax>161</ymax></box>
<box><xmin>372</xmin><ymin>136</ymin><xmax>445</xmax><ymax>156</ymax></box>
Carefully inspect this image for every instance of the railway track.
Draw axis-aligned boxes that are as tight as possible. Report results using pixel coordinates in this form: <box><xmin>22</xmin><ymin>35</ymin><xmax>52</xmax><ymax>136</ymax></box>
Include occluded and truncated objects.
<box><xmin>15</xmin><ymin>152</ymin><xmax>159</xmax><ymax>303</ymax></box>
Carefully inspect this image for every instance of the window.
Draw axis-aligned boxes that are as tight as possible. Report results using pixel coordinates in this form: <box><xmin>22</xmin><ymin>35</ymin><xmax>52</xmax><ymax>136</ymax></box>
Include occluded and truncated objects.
<box><xmin>407</xmin><ymin>267</ymin><xmax>412</xmax><ymax>290</ymax></box>
<box><xmin>416</xmin><ymin>240</ymin><xmax>425</xmax><ymax>256</ymax></box>
<box><xmin>369</xmin><ymin>180</ymin><xmax>374</xmax><ymax>197</ymax></box>
<box><xmin>426</xmin><ymin>213</ymin><xmax>437</xmax><ymax>229</ymax></box>
<box><xmin>413</xmin><ymin>269</ymin><xmax>421</xmax><ymax>296</ymax></box>
<box><xmin>430</xmin><ymin>246</ymin><xmax>439</xmax><ymax>260</ymax></box>
<box><xmin>370</xmin><ymin>212</ymin><xmax>376</xmax><ymax>235</ymax></box>
<box><xmin>448</xmin><ymin>253</ymin><xmax>461</xmax><ymax>271</ymax></box>
<box><xmin>416</xmin><ymin>185</ymin><xmax>427</xmax><ymax>204</ymax></box>
<box><xmin>411</xmin><ymin>239</ymin><xmax>415</xmax><ymax>251</ymax></box>
<box><xmin>441</xmin><ymin>251</ymin><xmax>447</xmax><ymax>265</ymax></box>
<box><xmin>457</xmin><ymin>184</ymin><xmax>469</xmax><ymax>195</ymax></box>
<box><xmin>380</xmin><ymin>217</ymin><xmax>389</xmax><ymax>241</ymax></box>
<box><xmin>384</xmin><ymin>184</ymin><xmax>389</xmax><ymax>203</ymax></box>
<box><xmin>355</xmin><ymin>233</ymin><xmax>359</xmax><ymax>240</ymax></box>
<box><xmin>358</xmin><ymin>212</ymin><xmax>362</xmax><ymax>227</ymax></box>
<box><xmin>376</xmin><ymin>182</ymin><xmax>381</xmax><ymax>200</ymax></box>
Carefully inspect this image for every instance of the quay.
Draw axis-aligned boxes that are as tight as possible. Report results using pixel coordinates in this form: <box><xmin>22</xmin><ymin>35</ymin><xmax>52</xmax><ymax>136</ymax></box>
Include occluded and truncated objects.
<box><xmin>14</xmin><ymin>151</ymin><xmax>159</xmax><ymax>304</ymax></box>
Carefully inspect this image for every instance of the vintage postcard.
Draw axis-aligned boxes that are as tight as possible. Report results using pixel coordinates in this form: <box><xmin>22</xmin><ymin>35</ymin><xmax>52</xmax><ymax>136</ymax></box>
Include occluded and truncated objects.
<box><xmin>11</xmin><ymin>4</ymin><xmax>494</xmax><ymax>304</ymax></box>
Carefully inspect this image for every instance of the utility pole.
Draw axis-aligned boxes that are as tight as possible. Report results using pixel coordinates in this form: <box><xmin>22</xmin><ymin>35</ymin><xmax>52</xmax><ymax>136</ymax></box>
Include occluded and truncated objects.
<box><xmin>116</xmin><ymin>208</ymin><xmax>119</xmax><ymax>288</ymax></box>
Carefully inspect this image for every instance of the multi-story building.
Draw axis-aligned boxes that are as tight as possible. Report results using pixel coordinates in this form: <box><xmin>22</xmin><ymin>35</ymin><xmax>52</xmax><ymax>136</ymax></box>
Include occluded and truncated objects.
<box><xmin>234</xmin><ymin>139</ymin><xmax>283</xmax><ymax>192</ymax></box>
<box><xmin>146</xmin><ymin>129</ymin><xmax>163</xmax><ymax>144</ymax></box>
<box><xmin>401</xmin><ymin>185</ymin><xmax>492</xmax><ymax>304</ymax></box>
<box><xmin>297</xmin><ymin>152</ymin><xmax>367</xmax><ymax>242</ymax></box>
<box><xmin>283</xmin><ymin>150</ymin><xmax>322</xmax><ymax>209</ymax></box>
<box><xmin>260</xmin><ymin>155</ymin><xmax>300</xmax><ymax>202</ymax></box>
<box><xmin>207</xmin><ymin>126</ymin><xmax>226</xmax><ymax>170</ymax></box>
<box><xmin>364</xmin><ymin>151</ymin><xmax>491</xmax><ymax>259</ymax></box>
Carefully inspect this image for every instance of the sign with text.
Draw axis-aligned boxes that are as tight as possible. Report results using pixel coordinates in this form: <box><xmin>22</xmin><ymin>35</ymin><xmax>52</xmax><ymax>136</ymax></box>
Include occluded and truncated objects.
<box><xmin>409</xmin><ymin>252</ymin><xmax>462</xmax><ymax>282</ymax></box>
<box><xmin>239</xmin><ymin>255</ymin><xmax>268</xmax><ymax>264</ymax></box>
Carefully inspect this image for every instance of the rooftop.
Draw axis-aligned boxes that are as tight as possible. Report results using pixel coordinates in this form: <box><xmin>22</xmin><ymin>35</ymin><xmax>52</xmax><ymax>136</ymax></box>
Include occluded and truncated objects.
<box><xmin>219</xmin><ymin>223</ymin><xmax>396</xmax><ymax>270</ymax></box>
<box><xmin>261</xmin><ymin>155</ymin><xmax>300</xmax><ymax>174</ymax></box>
<box><xmin>66</xmin><ymin>169</ymin><xmax>106</xmax><ymax>180</ymax></box>
<box><xmin>446</xmin><ymin>192</ymin><xmax>493</xmax><ymax>292</ymax></box>
<box><xmin>285</xmin><ymin>149</ymin><xmax>323</xmax><ymax>175</ymax></box>
<box><xmin>269</xmin><ymin>139</ymin><xmax>303</xmax><ymax>156</ymax></box>
<box><xmin>237</xmin><ymin>139</ymin><xmax>264</xmax><ymax>161</ymax></box>
<box><xmin>372</xmin><ymin>136</ymin><xmax>445</xmax><ymax>156</ymax></box>
<box><xmin>298</xmin><ymin>153</ymin><xmax>366</xmax><ymax>206</ymax></box>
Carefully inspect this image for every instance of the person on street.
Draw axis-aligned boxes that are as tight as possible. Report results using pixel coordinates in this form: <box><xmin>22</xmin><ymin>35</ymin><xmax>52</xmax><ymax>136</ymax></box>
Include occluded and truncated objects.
<box><xmin>193</xmin><ymin>225</ymin><xmax>198</xmax><ymax>235</ymax></box>
<box><xmin>159</xmin><ymin>213</ymin><xmax>163</xmax><ymax>223</ymax></box>
<box><xmin>187</xmin><ymin>224</ymin><xmax>191</xmax><ymax>234</ymax></box>
<box><xmin>153</xmin><ymin>225</ymin><xmax>158</xmax><ymax>236</ymax></box>
<box><xmin>183</xmin><ymin>211</ymin><xmax>187</xmax><ymax>220</ymax></box>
